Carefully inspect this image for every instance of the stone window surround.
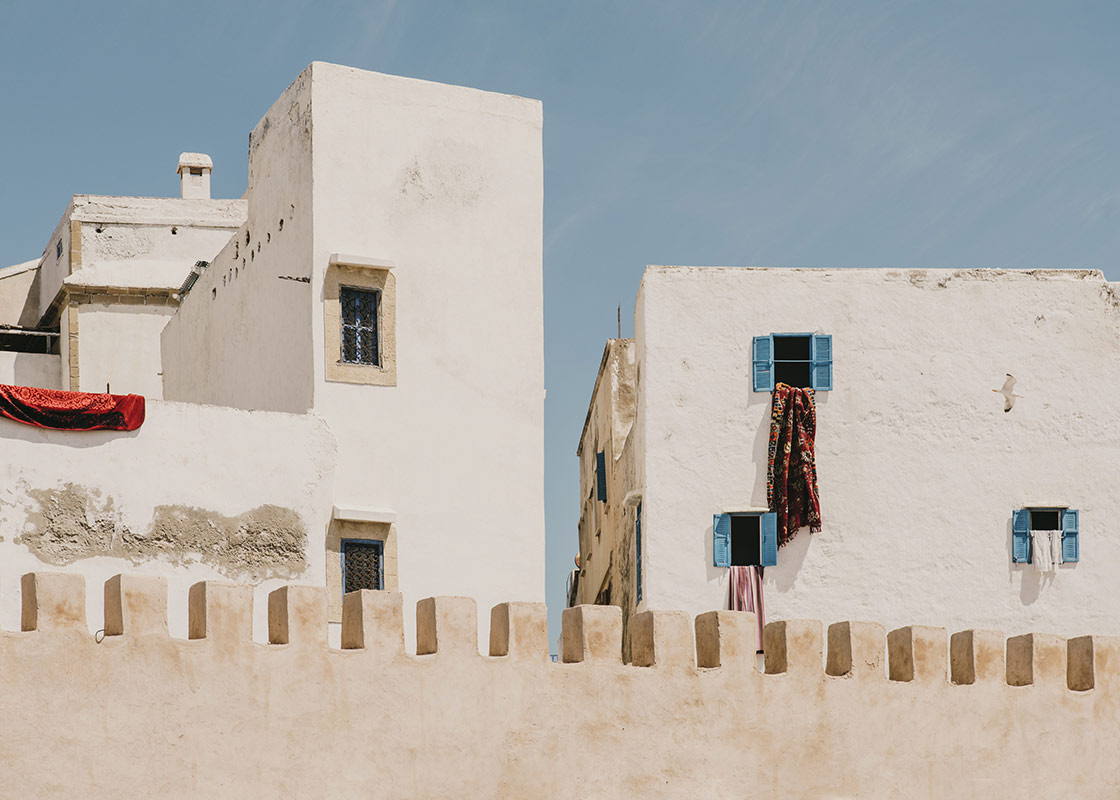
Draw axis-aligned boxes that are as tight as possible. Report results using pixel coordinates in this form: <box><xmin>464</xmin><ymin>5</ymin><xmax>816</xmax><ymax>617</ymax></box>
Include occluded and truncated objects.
<box><xmin>324</xmin><ymin>254</ymin><xmax>396</xmax><ymax>386</ymax></box>
<box><xmin>327</xmin><ymin>518</ymin><xmax>399</xmax><ymax>623</ymax></box>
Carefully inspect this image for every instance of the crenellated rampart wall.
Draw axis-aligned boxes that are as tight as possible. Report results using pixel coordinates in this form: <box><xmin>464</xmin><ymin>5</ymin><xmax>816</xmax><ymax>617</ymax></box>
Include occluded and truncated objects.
<box><xmin>2</xmin><ymin>572</ymin><xmax>1118</xmax><ymax>798</ymax></box>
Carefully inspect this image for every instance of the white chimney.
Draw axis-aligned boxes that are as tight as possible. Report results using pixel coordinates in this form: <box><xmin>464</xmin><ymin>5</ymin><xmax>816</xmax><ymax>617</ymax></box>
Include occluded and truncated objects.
<box><xmin>177</xmin><ymin>152</ymin><xmax>213</xmax><ymax>199</ymax></box>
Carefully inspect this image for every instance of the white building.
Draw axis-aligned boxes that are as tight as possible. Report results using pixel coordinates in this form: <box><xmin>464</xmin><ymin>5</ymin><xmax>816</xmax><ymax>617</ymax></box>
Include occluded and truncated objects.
<box><xmin>0</xmin><ymin>62</ymin><xmax>545</xmax><ymax>647</ymax></box>
<box><xmin>577</xmin><ymin>266</ymin><xmax>1120</xmax><ymax>653</ymax></box>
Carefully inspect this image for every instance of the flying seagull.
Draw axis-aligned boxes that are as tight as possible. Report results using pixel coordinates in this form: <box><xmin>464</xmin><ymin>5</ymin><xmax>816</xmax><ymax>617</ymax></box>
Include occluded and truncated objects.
<box><xmin>992</xmin><ymin>374</ymin><xmax>1022</xmax><ymax>413</ymax></box>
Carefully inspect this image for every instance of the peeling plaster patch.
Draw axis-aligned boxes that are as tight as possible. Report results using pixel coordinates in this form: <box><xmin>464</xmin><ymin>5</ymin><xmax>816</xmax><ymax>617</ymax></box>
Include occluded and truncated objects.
<box><xmin>398</xmin><ymin>141</ymin><xmax>485</xmax><ymax>210</ymax></box>
<box><xmin>17</xmin><ymin>484</ymin><xmax>306</xmax><ymax>579</ymax></box>
<box><xmin>86</xmin><ymin>225</ymin><xmax>156</xmax><ymax>261</ymax></box>
<box><xmin>1101</xmin><ymin>282</ymin><xmax>1120</xmax><ymax>311</ymax></box>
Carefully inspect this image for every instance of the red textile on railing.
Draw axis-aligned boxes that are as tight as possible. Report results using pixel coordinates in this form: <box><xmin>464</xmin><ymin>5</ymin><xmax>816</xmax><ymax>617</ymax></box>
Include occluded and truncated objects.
<box><xmin>0</xmin><ymin>385</ymin><xmax>145</xmax><ymax>431</ymax></box>
<box><xmin>767</xmin><ymin>383</ymin><xmax>821</xmax><ymax>548</ymax></box>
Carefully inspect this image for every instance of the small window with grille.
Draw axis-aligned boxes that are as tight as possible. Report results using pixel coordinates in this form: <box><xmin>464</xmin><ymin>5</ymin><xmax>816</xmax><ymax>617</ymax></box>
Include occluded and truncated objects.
<box><xmin>340</xmin><ymin>286</ymin><xmax>381</xmax><ymax>366</ymax></box>
<box><xmin>342</xmin><ymin>539</ymin><xmax>384</xmax><ymax>592</ymax></box>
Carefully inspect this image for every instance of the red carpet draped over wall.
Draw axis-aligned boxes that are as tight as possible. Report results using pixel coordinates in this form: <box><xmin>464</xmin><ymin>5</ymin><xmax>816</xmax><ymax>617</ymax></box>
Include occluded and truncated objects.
<box><xmin>0</xmin><ymin>385</ymin><xmax>145</xmax><ymax>431</ymax></box>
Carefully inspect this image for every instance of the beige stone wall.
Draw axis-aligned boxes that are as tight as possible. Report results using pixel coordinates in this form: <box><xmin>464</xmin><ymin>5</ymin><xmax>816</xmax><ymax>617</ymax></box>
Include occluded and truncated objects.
<box><xmin>576</xmin><ymin>339</ymin><xmax>640</xmax><ymax>655</ymax></box>
<box><xmin>5</xmin><ymin>572</ymin><xmax>1118</xmax><ymax>798</ymax></box>
<box><xmin>0</xmin><ymin>260</ymin><xmax>42</xmax><ymax>327</ymax></box>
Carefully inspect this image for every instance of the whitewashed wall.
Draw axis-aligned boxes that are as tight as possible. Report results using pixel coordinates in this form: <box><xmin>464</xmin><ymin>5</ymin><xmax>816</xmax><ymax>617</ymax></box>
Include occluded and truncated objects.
<box><xmin>38</xmin><ymin>197</ymin><xmax>244</xmax><ymax>321</ymax></box>
<box><xmin>161</xmin><ymin>74</ymin><xmax>316</xmax><ymax>414</ymax></box>
<box><xmin>636</xmin><ymin>266</ymin><xmax>1120</xmax><ymax>637</ymax></box>
<box><xmin>77</xmin><ymin>303</ymin><xmax>175</xmax><ymax>397</ymax></box>
<box><xmin>0</xmin><ymin>352</ymin><xmax>60</xmax><ymax>389</ymax></box>
<box><xmin>0</xmin><ymin>260</ymin><xmax>40</xmax><ymax>326</ymax></box>
<box><xmin>80</xmin><ymin>217</ymin><xmax>240</xmax><ymax>274</ymax></box>
<box><xmin>0</xmin><ymin>400</ymin><xmax>336</xmax><ymax>640</ymax></box>
<box><xmin>308</xmin><ymin>64</ymin><xmax>546</xmax><ymax>642</ymax></box>
<box><xmin>38</xmin><ymin>207</ymin><xmax>73</xmax><ymax>316</ymax></box>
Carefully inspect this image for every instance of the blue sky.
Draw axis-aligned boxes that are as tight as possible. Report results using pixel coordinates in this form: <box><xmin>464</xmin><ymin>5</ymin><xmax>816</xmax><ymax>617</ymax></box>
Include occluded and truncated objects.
<box><xmin>2</xmin><ymin>1</ymin><xmax>1118</xmax><ymax>642</ymax></box>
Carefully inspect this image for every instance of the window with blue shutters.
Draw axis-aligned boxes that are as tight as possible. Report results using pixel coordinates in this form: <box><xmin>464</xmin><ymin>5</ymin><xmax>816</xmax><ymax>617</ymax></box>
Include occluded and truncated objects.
<box><xmin>713</xmin><ymin>511</ymin><xmax>778</xmax><ymax>567</ymax></box>
<box><xmin>752</xmin><ymin>336</ymin><xmax>773</xmax><ymax>392</ymax></box>
<box><xmin>595</xmin><ymin>451</ymin><xmax>608</xmax><ymax>502</ymax></box>
<box><xmin>340</xmin><ymin>286</ymin><xmax>381</xmax><ymax>366</ymax></box>
<box><xmin>1012</xmin><ymin>507</ymin><xmax>1080</xmax><ymax>564</ymax></box>
<box><xmin>752</xmin><ymin>333</ymin><xmax>832</xmax><ymax>391</ymax></box>
<box><xmin>1061</xmin><ymin>509</ymin><xmax>1079</xmax><ymax>563</ymax></box>
<box><xmin>1011</xmin><ymin>509</ymin><xmax>1030</xmax><ymax>563</ymax></box>
<box><xmin>713</xmin><ymin>514</ymin><xmax>731</xmax><ymax>568</ymax></box>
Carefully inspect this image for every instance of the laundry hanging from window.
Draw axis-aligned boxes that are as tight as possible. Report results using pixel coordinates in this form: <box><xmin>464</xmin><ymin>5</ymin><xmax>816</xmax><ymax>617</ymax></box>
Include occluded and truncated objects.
<box><xmin>767</xmin><ymin>383</ymin><xmax>821</xmax><ymax>547</ymax></box>
<box><xmin>729</xmin><ymin>565</ymin><xmax>765</xmax><ymax>653</ymax></box>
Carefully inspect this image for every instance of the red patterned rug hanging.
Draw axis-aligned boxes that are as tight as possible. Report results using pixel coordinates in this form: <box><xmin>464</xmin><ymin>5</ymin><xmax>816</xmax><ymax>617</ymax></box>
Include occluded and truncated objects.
<box><xmin>0</xmin><ymin>385</ymin><xmax>145</xmax><ymax>431</ymax></box>
<box><xmin>767</xmin><ymin>383</ymin><xmax>821</xmax><ymax>548</ymax></box>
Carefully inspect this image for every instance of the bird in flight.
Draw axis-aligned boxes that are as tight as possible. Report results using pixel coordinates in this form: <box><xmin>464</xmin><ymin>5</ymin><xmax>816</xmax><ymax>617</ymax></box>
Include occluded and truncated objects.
<box><xmin>992</xmin><ymin>374</ymin><xmax>1022</xmax><ymax>412</ymax></box>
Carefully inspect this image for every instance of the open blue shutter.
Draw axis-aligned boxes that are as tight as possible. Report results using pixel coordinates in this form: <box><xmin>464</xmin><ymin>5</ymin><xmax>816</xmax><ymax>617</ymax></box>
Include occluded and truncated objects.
<box><xmin>811</xmin><ymin>334</ymin><xmax>833</xmax><ymax>391</ymax></box>
<box><xmin>1062</xmin><ymin>509</ymin><xmax>1079</xmax><ymax>563</ymax></box>
<box><xmin>1011</xmin><ymin>509</ymin><xmax>1030</xmax><ymax>563</ymax></box>
<box><xmin>713</xmin><ymin>513</ymin><xmax>731</xmax><ymax>567</ymax></box>
<box><xmin>595</xmin><ymin>451</ymin><xmax>607</xmax><ymax>502</ymax></box>
<box><xmin>760</xmin><ymin>512</ymin><xmax>778</xmax><ymax>566</ymax></box>
<box><xmin>752</xmin><ymin>335</ymin><xmax>774</xmax><ymax>392</ymax></box>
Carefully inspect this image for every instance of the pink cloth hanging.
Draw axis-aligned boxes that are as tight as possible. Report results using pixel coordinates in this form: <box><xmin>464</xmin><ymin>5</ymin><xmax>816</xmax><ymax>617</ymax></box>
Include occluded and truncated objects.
<box><xmin>729</xmin><ymin>565</ymin><xmax>765</xmax><ymax>653</ymax></box>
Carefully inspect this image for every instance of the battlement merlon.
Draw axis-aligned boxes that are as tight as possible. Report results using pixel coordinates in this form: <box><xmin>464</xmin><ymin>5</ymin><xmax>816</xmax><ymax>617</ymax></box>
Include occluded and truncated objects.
<box><xmin>6</xmin><ymin>571</ymin><xmax>1120</xmax><ymax>692</ymax></box>
<box><xmin>5</xmin><ymin>572</ymin><xmax>1120</xmax><ymax>796</ymax></box>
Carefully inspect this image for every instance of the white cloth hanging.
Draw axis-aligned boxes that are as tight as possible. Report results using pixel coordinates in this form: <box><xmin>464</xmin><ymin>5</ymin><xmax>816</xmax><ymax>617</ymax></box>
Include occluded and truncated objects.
<box><xmin>1031</xmin><ymin>530</ymin><xmax>1053</xmax><ymax>572</ymax></box>
<box><xmin>1050</xmin><ymin>529</ymin><xmax>1063</xmax><ymax>567</ymax></box>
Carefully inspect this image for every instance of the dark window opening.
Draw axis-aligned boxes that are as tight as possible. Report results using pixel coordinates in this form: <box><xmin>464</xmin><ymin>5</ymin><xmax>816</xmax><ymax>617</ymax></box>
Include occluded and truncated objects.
<box><xmin>342</xmin><ymin>539</ymin><xmax>383</xmax><ymax>592</ymax></box>
<box><xmin>773</xmin><ymin>334</ymin><xmax>813</xmax><ymax>388</ymax></box>
<box><xmin>730</xmin><ymin>514</ymin><xmax>761</xmax><ymax>566</ymax></box>
<box><xmin>773</xmin><ymin>334</ymin><xmax>811</xmax><ymax>361</ymax></box>
<box><xmin>55</xmin><ymin>240</ymin><xmax>63</xmax><ymax>259</ymax></box>
<box><xmin>340</xmin><ymin>286</ymin><xmax>380</xmax><ymax>366</ymax></box>
<box><xmin>773</xmin><ymin>361</ymin><xmax>812</xmax><ymax>387</ymax></box>
<box><xmin>189</xmin><ymin>167</ymin><xmax>204</xmax><ymax>176</ymax></box>
<box><xmin>0</xmin><ymin>329</ymin><xmax>60</xmax><ymax>355</ymax></box>
<box><xmin>1029</xmin><ymin>509</ymin><xmax>1060</xmax><ymax>530</ymax></box>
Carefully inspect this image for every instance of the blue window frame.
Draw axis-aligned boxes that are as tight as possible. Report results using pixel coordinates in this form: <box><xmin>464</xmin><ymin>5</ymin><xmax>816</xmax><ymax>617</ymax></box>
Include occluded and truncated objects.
<box><xmin>342</xmin><ymin>539</ymin><xmax>384</xmax><ymax>593</ymax></box>
<box><xmin>752</xmin><ymin>333</ymin><xmax>832</xmax><ymax>392</ymax></box>
<box><xmin>713</xmin><ymin>512</ymin><xmax>777</xmax><ymax>567</ymax></box>
<box><xmin>1012</xmin><ymin>507</ymin><xmax>1079</xmax><ymax>564</ymax></box>
<box><xmin>340</xmin><ymin>286</ymin><xmax>381</xmax><ymax>366</ymax></box>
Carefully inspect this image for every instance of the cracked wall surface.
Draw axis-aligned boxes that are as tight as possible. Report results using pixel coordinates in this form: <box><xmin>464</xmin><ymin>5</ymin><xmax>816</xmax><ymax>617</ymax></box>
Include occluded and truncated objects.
<box><xmin>19</xmin><ymin>483</ymin><xmax>307</xmax><ymax>580</ymax></box>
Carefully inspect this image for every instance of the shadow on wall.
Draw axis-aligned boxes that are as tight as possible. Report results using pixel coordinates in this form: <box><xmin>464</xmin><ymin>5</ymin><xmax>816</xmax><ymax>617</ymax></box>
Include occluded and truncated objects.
<box><xmin>1012</xmin><ymin>515</ymin><xmax>1043</xmax><ymax>606</ymax></box>
<box><xmin>0</xmin><ymin>415</ymin><xmax>140</xmax><ymax>450</ymax></box>
<box><xmin>1011</xmin><ymin>518</ymin><xmax>1077</xmax><ymax>606</ymax></box>
<box><xmin>12</xmin><ymin>353</ymin><xmax>61</xmax><ymax>390</ymax></box>
<box><xmin>749</xmin><ymin>389</ymin><xmax>816</xmax><ymax>592</ymax></box>
<box><xmin>769</xmin><ymin>531</ymin><xmax>811</xmax><ymax>593</ymax></box>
